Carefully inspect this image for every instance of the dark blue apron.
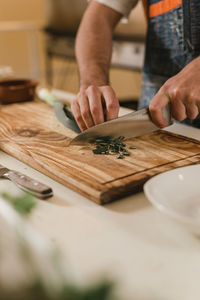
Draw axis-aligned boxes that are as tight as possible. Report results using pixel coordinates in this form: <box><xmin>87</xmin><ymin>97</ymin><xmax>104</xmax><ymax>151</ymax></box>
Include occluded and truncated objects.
<box><xmin>139</xmin><ymin>0</ymin><xmax>200</xmax><ymax>128</ymax></box>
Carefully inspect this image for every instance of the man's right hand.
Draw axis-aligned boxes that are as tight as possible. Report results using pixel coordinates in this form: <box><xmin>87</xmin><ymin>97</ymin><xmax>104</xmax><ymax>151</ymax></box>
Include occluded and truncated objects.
<box><xmin>71</xmin><ymin>85</ymin><xmax>119</xmax><ymax>131</ymax></box>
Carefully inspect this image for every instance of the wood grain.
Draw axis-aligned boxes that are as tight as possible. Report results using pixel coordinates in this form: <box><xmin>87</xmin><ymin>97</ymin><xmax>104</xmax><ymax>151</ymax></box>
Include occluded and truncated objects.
<box><xmin>0</xmin><ymin>101</ymin><xmax>200</xmax><ymax>204</ymax></box>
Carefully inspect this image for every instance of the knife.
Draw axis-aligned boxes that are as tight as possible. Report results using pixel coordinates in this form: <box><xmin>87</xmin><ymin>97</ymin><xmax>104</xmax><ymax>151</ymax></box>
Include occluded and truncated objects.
<box><xmin>0</xmin><ymin>164</ymin><xmax>53</xmax><ymax>199</ymax></box>
<box><xmin>70</xmin><ymin>104</ymin><xmax>172</xmax><ymax>145</ymax></box>
<box><xmin>37</xmin><ymin>87</ymin><xmax>81</xmax><ymax>133</ymax></box>
<box><xmin>37</xmin><ymin>87</ymin><xmax>172</xmax><ymax>145</ymax></box>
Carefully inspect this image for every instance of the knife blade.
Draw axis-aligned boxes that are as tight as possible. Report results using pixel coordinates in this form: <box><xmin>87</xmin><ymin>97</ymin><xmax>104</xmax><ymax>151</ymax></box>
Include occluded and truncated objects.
<box><xmin>37</xmin><ymin>87</ymin><xmax>81</xmax><ymax>133</ymax></box>
<box><xmin>69</xmin><ymin>104</ymin><xmax>172</xmax><ymax>145</ymax></box>
<box><xmin>0</xmin><ymin>164</ymin><xmax>53</xmax><ymax>199</ymax></box>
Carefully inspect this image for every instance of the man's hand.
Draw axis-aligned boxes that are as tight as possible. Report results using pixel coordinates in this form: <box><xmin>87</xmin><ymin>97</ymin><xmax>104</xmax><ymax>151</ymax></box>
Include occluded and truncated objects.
<box><xmin>71</xmin><ymin>85</ymin><xmax>119</xmax><ymax>131</ymax></box>
<box><xmin>149</xmin><ymin>56</ymin><xmax>200</xmax><ymax>127</ymax></box>
<box><xmin>73</xmin><ymin>1</ymin><xmax>122</xmax><ymax>131</ymax></box>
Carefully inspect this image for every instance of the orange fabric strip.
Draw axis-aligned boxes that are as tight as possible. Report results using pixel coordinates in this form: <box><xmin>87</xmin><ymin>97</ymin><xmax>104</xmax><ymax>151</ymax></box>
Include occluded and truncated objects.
<box><xmin>150</xmin><ymin>0</ymin><xmax>183</xmax><ymax>18</ymax></box>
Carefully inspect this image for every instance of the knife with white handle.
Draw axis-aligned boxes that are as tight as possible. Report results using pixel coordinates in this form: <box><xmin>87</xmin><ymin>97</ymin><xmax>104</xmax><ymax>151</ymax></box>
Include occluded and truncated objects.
<box><xmin>0</xmin><ymin>164</ymin><xmax>53</xmax><ymax>199</ymax></box>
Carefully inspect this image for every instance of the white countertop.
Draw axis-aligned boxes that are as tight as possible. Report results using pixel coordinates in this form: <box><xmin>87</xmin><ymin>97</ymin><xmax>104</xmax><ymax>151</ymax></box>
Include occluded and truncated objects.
<box><xmin>0</xmin><ymin>92</ymin><xmax>200</xmax><ymax>300</ymax></box>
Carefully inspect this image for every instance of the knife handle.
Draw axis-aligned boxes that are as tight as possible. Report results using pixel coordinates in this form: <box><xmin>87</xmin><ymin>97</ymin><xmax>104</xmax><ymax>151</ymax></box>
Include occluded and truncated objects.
<box><xmin>5</xmin><ymin>171</ymin><xmax>53</xmax><ymax>199</ymax></box>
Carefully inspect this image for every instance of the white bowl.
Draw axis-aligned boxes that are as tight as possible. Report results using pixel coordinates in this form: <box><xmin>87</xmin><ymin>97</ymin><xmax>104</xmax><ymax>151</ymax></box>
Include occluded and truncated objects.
<box><xmin>144</xmin><ymin>164</ymin><xmax>200</xmax><ymax>235</ymax></box>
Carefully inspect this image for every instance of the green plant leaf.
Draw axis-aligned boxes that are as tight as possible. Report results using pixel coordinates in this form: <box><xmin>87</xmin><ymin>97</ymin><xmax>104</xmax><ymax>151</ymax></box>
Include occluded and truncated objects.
<box><xmin>1</xmin><ymin>192</ymin><xmax>37</xmax><ymax>216</ymax></box>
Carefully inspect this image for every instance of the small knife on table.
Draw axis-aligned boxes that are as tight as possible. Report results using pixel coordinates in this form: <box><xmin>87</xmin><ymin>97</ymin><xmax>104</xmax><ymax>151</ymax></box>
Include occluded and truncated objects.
<box><xmin>0</xmin><ymin>164</ymin><xmax>53</xmax><ymax>199</ymax></box>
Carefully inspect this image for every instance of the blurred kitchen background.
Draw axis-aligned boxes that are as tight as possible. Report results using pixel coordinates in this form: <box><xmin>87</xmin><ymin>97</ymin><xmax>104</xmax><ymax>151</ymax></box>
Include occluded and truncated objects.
<box><xmin>0</xmin><ymin>0</ymin><xmax>146</xmax><ymax>109</ymax></box>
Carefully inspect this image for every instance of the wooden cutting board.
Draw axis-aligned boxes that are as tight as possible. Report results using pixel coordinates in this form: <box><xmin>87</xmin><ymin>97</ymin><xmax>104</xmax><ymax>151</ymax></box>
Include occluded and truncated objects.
<box><xmin>0</xmin><ymin>101</ymin><xmax>200</xmax><ymax>204</ymax></box>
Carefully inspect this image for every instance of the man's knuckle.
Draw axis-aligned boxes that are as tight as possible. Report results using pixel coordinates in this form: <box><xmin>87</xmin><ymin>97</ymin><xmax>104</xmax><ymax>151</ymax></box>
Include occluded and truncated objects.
<box><xmin>107</xmin><ymin>102</ymin><xmax>115</xmax><ymax>110</ymax></box>
<box><xmin>188</xmin><ymin>93</ymin><xmax>197</xmax><ymax>103</ymax></box>
<box><xmin>82</xmin><ymin>110</ymin><xmax>89</xmax><ymax>119</ymax></box>
<box><xmin>168</xmin><ymin>87</ymin><xmax>178</xmax><ymax>99</ymax></box>
<box><xmin>162</xmin><ymin>79</ymin><xmax>172</xmax><ymax>91</ymax></box>
<box><xmin>79</xmin><ymin>90</ymin><xmax>86</xmax><ymax>97</ymax></box>
<box><xmin>149</xmin><ymin>103</ymin><xmax>157</xmax><ymax>112</ymax></box>
<box><xmin>76</xmin><ymin>114</ymin><xmax>82</xmax><ymax>122</ymax></box>
<box><xmin>91</xmin><ymin>105</ymin><xmax>98</xmax><ymax>114</ymax></box>
<box><xmin>87</xmin><ymin>85</ymin><xmax>98</xmax><ymax>93</ymax></box>
<box><xmin>106</xmin><ymin>86</ymin><xmax>115</xmax><ymax>94</ymax></box>
<box><xmin>162</xmin><ymin>83</ymin><xmax>169</xmax><ymax>92</ymax></box>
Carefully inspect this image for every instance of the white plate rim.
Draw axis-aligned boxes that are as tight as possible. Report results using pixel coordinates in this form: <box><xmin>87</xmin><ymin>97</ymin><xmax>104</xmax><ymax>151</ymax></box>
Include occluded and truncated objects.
<box><xmin>143</xmin><ymin>164</ymin><xmax>200</xmax><ymax>226</ymax></box>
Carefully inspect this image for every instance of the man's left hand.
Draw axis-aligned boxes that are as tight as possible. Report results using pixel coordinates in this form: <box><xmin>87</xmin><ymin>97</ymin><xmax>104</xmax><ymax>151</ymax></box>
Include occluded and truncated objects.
<box><xmin>149</xmin><ymin>56</ymin><xmax>200</xmax><ymax>127</ymax></box>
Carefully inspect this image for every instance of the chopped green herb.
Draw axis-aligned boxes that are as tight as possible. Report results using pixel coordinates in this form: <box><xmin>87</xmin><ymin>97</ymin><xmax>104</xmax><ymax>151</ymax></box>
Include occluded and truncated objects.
<box><xmin>92</xmin><ymin>136</ymin><xmax>136</xmax><ymax>159</ymax></box>
<box><xmin>118</xmin><ymin>136</ymin><xmax>125</xmax><ymax>141</ymax></box>
<box><xmin>93</xmin><ymin>149</ymin><xmax>103</xmax><ymax>154</ymax></box>
<box><xmin>123</xmin><ymin>151</ymin><xmax>130</xmax><ymax>156</ymax></box>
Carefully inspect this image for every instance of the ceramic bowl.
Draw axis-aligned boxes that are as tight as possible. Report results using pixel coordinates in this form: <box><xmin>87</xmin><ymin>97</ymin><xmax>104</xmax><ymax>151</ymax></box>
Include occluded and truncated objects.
<box><xmin>0</xmin><ymin>78</ymin><xmax>38</xmax><ymax>104</ymax></box>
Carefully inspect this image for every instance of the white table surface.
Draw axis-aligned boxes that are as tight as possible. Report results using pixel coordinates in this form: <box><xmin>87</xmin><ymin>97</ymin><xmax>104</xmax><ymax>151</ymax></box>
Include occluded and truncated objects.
<box><xmin>0</xmin><ymin>92</ymin><xmax>200</xmax><ymax>300</ymax></box>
